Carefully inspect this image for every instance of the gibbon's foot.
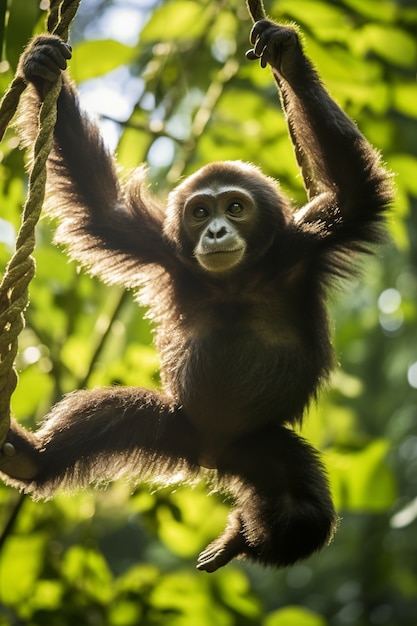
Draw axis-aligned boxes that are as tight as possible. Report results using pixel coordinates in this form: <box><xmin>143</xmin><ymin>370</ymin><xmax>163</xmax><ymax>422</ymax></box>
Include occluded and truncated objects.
<box><xmin>0</xmin><ymin>424</ymin><xmax>39</xmax><ymax>480</ymax></box>
<box><xmin>197</xmin><ymin>511</ymin><xmax>248</xmax><ymax>572</ymax></box>
<box><xmin>197</xmin><ymin>532</ymin><xmax>248</xmax><ymax>572</ymax></box>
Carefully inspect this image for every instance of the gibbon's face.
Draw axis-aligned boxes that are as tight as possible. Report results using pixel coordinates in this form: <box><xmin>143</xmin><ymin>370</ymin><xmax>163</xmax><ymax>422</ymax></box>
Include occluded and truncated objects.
<box><xmin>165</xmin><ymin>161</ymin><xmax>288</xmax><ymax>274</ymax></box>
<box><xmin>182</xmin><ymin>184</ymin><xmax>257</xmax><ymax>272</ymax></box>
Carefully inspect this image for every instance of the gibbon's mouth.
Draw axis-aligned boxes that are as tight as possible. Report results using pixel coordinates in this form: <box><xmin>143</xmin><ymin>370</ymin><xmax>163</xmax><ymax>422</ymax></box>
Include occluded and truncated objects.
<box><xmin>196</xmin><ymin>247</ymin><xmax>245</xmax><ymax>272</ymax></box>
<box><xmin>204</xmin><ymin>247</ymin><xmax>244</xmax><ymax>256</ymax></box>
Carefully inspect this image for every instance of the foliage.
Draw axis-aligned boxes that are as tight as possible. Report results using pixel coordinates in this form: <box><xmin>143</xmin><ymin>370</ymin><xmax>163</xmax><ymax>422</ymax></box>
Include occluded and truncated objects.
<box><xmin>1</xmin><ymin>0</ymin><xmax>417</xmax><ymax>624</ymax></box>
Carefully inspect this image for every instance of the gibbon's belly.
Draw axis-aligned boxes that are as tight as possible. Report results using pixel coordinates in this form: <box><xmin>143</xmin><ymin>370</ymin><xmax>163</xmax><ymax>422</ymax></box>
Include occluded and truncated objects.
<box><xmin>172</xmin><ymin>330</ymin><xmax>308</xmax><ymax>437</ymax></box>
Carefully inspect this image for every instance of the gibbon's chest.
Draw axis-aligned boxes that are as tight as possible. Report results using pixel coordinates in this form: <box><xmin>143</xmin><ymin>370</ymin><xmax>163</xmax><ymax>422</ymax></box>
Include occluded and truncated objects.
<box><xmin>169</xmin><ymin>276</ymin><xmax>305</xmax><ymax>349</ymax></box>
<box><xmin>155</xmin><ymin>296</ymin><xmax>303</xmax><ymax>381</ymax></box>
<box><xmin>166</xmin><ymin>319</ymin><xmax>315</xmax><ymax>439</ymax></box>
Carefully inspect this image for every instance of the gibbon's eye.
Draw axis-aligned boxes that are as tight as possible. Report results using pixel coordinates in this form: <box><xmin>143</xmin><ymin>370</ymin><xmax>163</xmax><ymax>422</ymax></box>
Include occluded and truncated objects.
<box><xmin>192</xmin><ymin>206</ymin><xmax>209</xmax><ymax>219</ymax></box>
<box><xmin>227</xmin><ymin>201</ymin><xmax>244</xmax><ymax>216</ymax></box>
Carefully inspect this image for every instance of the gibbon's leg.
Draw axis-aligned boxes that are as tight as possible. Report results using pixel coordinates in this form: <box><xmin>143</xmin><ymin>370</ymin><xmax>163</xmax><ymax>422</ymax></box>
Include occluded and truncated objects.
<box><xmin>198</xmin><ymin>426</ymin><xmax>337</xmax><ymax>572</ymax></box>
<box><xmin>0</xmin><ymin>387</ymin><xmax>200</xmax><ymax>498</ymax></box>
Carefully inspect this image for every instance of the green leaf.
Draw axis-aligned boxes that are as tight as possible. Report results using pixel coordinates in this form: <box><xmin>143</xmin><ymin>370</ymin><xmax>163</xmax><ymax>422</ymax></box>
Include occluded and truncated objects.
<box><xmin>118</xmin><ymin>123</ymin><xmax>151</xmax><ymax>170</ymax></box>
<box><xmin>340</xmin><ymin>0</ymin><xmax>396</xmax><ymax>22</ymax></box>
<box><xmin>141</xmin><ymin>1</ymin><xmax>209</xmax><ymax>41</ymax></box>
<box><xmin>156</xmin><ymin>486</ymin><xmax>227</xmax><ymax>558</ymax></box>
<box><xmin>62</xmin><ymin>546</ymin><xmax>114</xmax><ymax>603</ymax></box>
<box><xmin>358</xmin><ymin>25</ymin><xmax>417</xmax><ymax>68</ymax></box>
<box><xmin>394</xmin><ymin>82</ymin><xmax>417</xmax><ymax>118</ymax></box>
<box><xmin>264</xmin><ymin>606</ymin><xmax>327</xmax><ymax>626</ymax></box>
<box><xmin>0</xmin><ymin>535</ymin><xmax>45</xmax><ymax>605</ymax></box>
<box><xmin>10</xmin><ymin>366</ymin><xmax>54</xmax><ymax>421</ymax></box>
<box><xmin>217</xmin><ymin>569</ymin><xmax>261</xmax><ymax>619</ymax></box>
<box><xmin>30</xmin><ymin>580</ymin><xmax>63</xmax><ymax>611</ymax></box>
<box><xmin>150</xmin><ymin>572</ymin><xmax>232</xmax><ymax>625</ymax></box>
<box><xmin>327</xmin><ymin>440</ymin><xmax>397</xmax><ymax>511</ymax></box>
<box><xmin>70</xmin><ymin>40</ymin><xmax>136</xmax><ymax>82</ymax></box>
<box><xmin>272</xmin><ymin>0</ymin><xmax>350</xmax><ymax>42</ymax></box>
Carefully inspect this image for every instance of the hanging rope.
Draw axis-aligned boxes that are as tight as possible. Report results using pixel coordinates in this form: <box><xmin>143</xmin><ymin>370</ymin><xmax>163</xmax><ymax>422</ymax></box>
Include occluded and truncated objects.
<box><xmin>246</xmin><ymin>0</ymin><xmax>267</xmax><ymax>22</ymax></box>
<box><xmin>0</xmin><ymin>0</ymin><xmax>259</xmax><ymax>448</ymax></box>
<box><xmin>0</xmin><ymin>0</ymin><xmax>81</xmax><ymax>448</ymax></box>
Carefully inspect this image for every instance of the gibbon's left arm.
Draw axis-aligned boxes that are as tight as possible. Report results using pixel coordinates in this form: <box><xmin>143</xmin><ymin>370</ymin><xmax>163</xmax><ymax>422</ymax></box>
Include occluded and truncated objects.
<box><xmin>247</xmin><ymin>20</ymin><xmax>393</xmax><ymax>270</ymax></box>
<box><xmin>18</xmin><ymin>35</ymin><xmax>175</xmax><ymax>287</ymax></box>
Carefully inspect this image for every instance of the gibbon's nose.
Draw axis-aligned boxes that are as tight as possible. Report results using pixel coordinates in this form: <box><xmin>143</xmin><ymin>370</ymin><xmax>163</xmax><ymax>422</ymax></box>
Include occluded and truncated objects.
<box><xmin>207</xmin><ymin>220</ymin><xmax>229</xmax><ymax>241</ymax></box>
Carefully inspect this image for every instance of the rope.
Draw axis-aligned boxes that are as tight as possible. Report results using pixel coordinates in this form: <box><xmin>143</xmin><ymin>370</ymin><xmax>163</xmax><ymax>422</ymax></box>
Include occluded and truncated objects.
<box><xmin>0</xmin><ymin>0</ymin><xmax>80</xmax><ymax>447</ymax></box>
<box><xmin>0</xmin><ymin>0</ymin><xmax>256</xmax><ymax>446</ymax></box>
<box><xmin>50</xmin><ymin>0</ymin><xmax>82</xmax><ymax>41</ymax></box>
<box><xmin>246</xmin><ymin>0</ymin><xmax>267</xmax><ymax>22</ymax></box>
<box><xmin>0</xmin><ymin>0</ymin><xmax>79</xmax><ymax>141</ymax></box>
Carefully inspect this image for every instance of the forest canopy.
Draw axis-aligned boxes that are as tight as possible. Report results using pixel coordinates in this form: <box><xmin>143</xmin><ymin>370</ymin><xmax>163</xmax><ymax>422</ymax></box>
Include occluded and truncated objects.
<box><xmin>0</xmin><ymin>1</ymin><xmax>416</xmax><ymax>625</ymax></box>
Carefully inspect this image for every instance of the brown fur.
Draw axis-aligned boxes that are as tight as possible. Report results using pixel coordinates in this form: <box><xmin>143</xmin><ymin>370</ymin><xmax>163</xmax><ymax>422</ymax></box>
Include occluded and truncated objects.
<box><xmin>1</xmin><ymin>22</ymin><xmax>393</xmax><ymax>572</ymax></box>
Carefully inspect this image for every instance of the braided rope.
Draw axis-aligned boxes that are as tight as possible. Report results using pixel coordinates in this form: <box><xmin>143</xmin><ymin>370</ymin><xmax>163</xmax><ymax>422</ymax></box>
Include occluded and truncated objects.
<box><xmin>0</xmin><ymin>0</ymin><xmax>258</xmax><ymax>447</ymax></box>
<box><xmin>246</xmin><ymin>0</ymin><xmax>267</xmax><ymax>22</ymax></box>
<box><xmin>0</xmin><ymin>0</ymin><xmax>80</xmax><ymax>447</ymax></box>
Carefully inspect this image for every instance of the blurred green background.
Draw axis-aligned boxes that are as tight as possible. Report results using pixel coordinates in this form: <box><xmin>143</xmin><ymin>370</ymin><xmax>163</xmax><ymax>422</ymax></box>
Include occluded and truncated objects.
<box><xmin>0</xmin><ymin>0</ymin><xmax>416</xmax><ymax>624</ymax></box>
